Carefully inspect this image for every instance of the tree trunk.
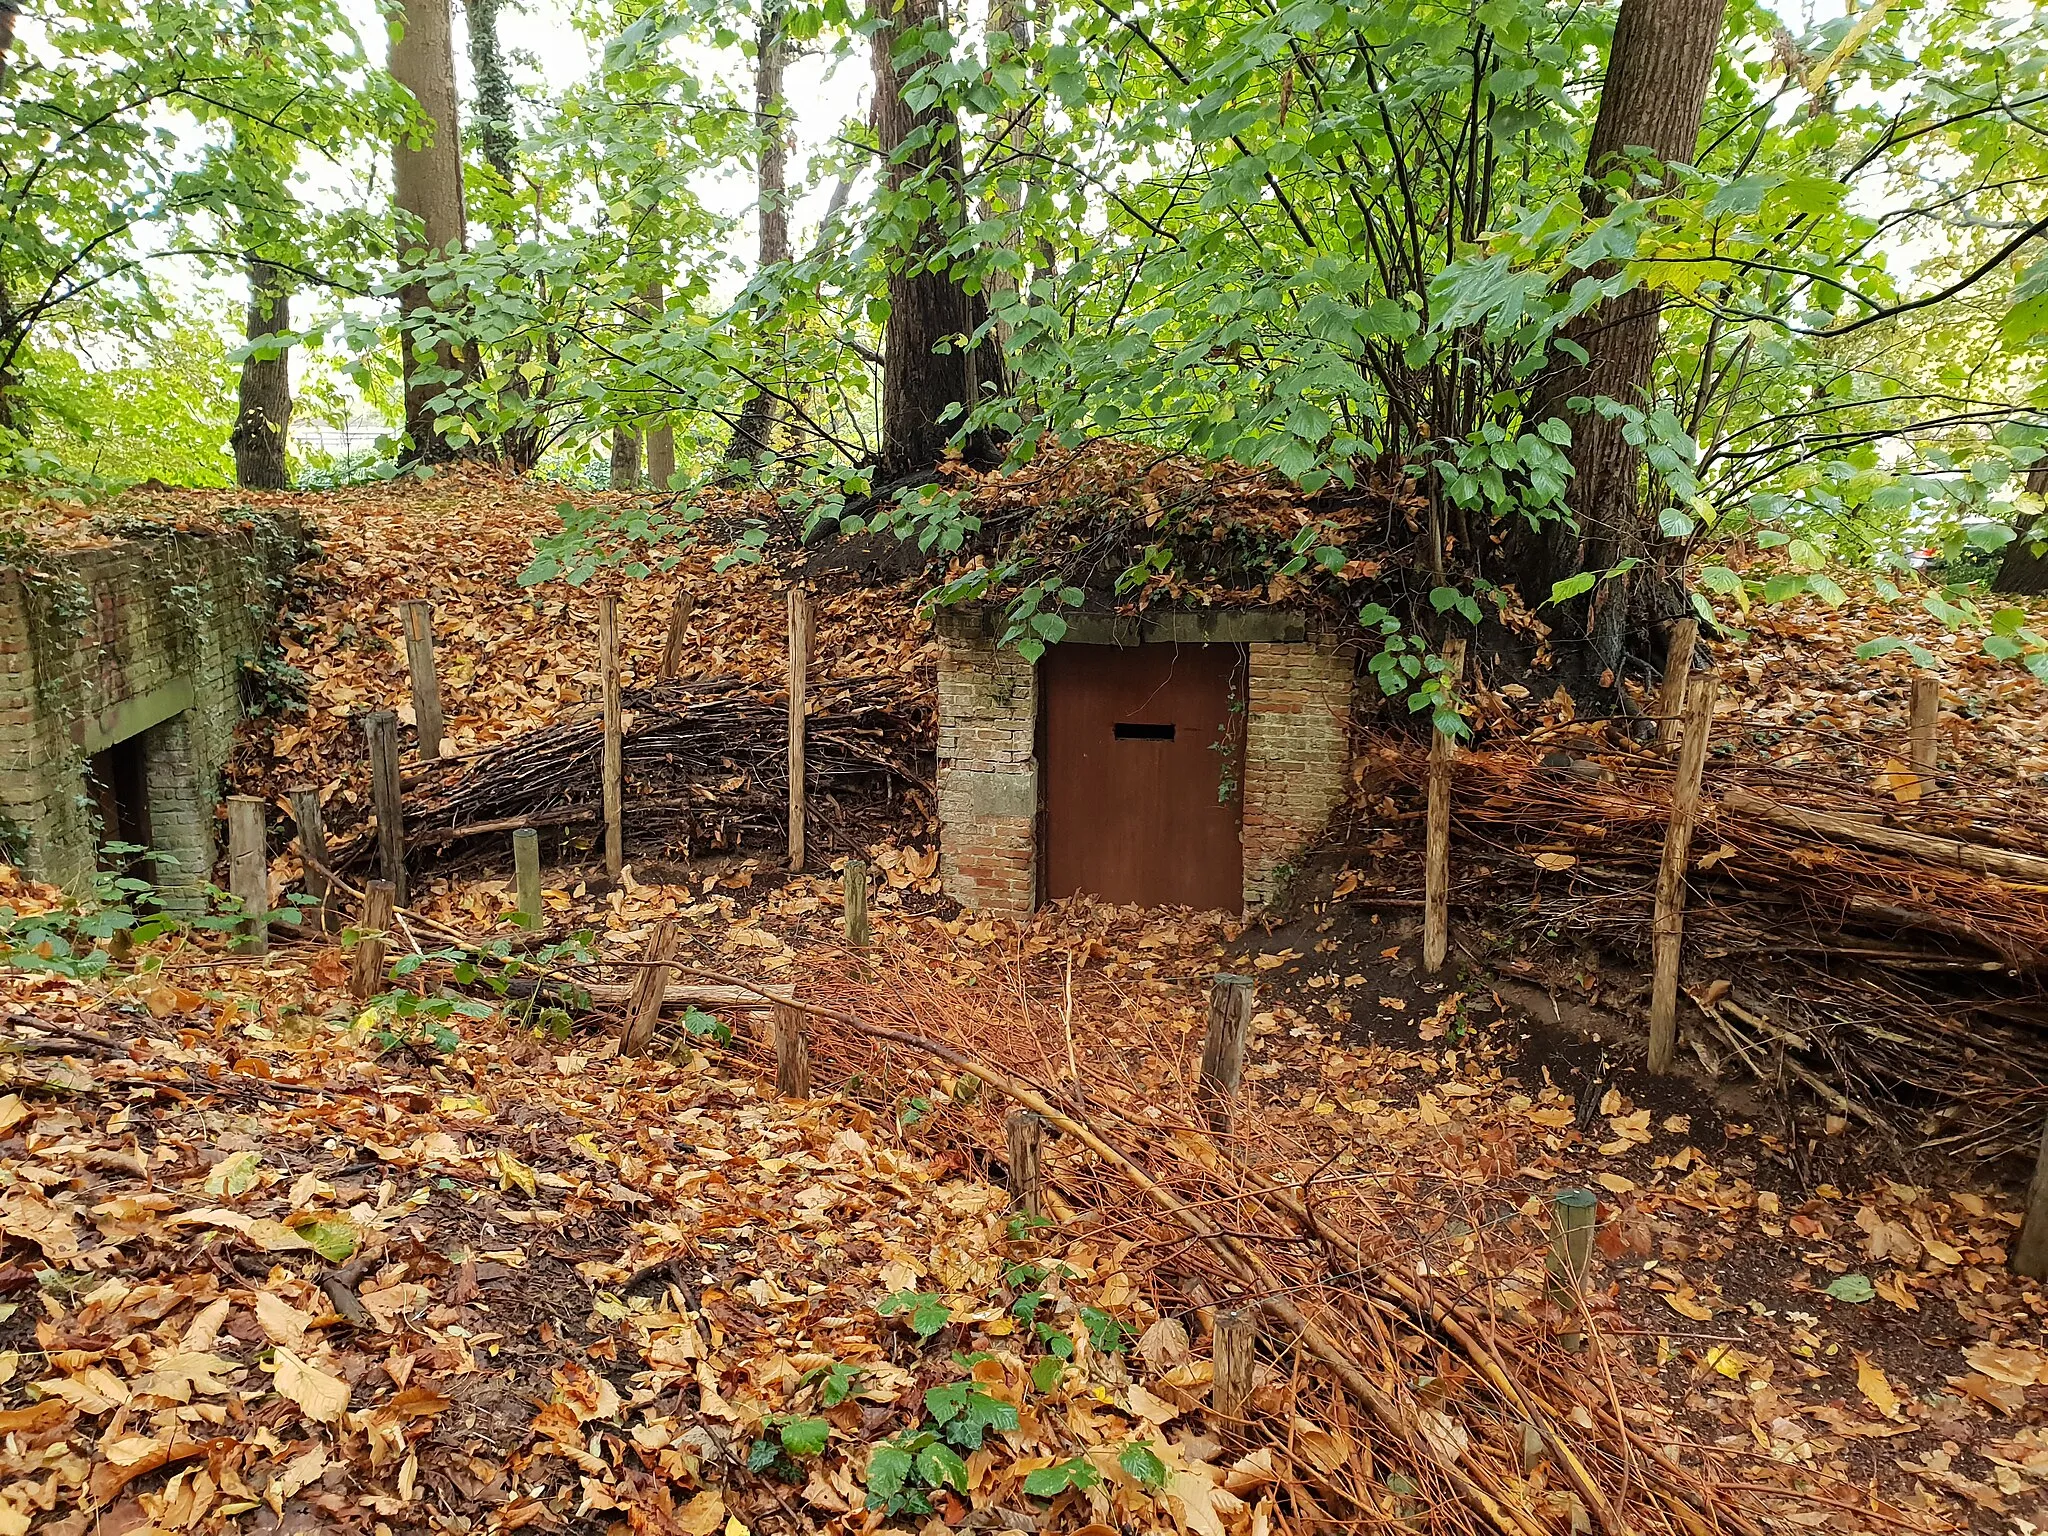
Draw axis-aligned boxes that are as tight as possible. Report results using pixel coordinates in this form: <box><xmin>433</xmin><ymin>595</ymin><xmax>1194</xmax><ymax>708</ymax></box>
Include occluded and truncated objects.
<box><xmin>977</xmin><ymin>0</ymin><xmax>1037</xmax><ymax>367</ymax></box>
<box><xmin>390</xmin><ymin>0</ymin><xmax>471</xmax><ymax>463</ymax></box>
<box><xmin>1509</xmin><ymin>0</ymin><xmax>1729</xmax><ymax>692</ymax></box>
<box><xmin>870</xmin><ymin>0</ymin><xmax>1005</xmax><ymax>479</ymax></box>
<box><xmin>0</xmin><ymin>2</ymin><xmax>17</xmax><ymax>92</ymax></box>
<box><xmin>645</xmin><ymin>279</ymin><xmax>677</xmax><ymax>489</ymax></box>
<box><xmin>463</xmin><ymin>0</ymin><xmax>516</xmax><ymax>187</ymax></box>
<box><xmin>725</xmin><ymin>1</ymin><xmax>790</xmax><ymax>472</ymax></box>
<box><xmin>609</xmin><ymin>428</ymin><xmax>642</xmax><ymax>490</ymax></box>
<box><xmin>232</xmin><ymin>260</ymin><xmax>293</xmax><ymax>489</ymax></box>
<box><xmin>1994</xmin><ymin>465</ymin><xmax>2048</xmax><ymax>595</ymax></box>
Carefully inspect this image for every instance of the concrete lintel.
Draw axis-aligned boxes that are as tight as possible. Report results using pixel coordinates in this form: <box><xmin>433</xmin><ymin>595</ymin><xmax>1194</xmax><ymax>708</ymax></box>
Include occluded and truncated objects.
<box><xmin>936</xmin><ymin>602</ymin><xmax>1307</xmax><ymax>646</ymax></box>
<box><xmin>80</xmin><ymin>677</ymin><xmax>194</xmax><ymax>756</ymax></box>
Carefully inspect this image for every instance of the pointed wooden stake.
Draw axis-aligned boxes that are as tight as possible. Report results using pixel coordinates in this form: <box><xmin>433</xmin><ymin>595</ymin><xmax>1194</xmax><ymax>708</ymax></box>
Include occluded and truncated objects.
<box><xmin>772</xmin><ymin>1002</ymin><xmax>811</xmax><ymax>1098</ymax></box>
<box><xmin>1212</xmin><ymin>1307</ymin><xmax>1257</xmax><ymax>1426</ymax></box>
<box><xmin>1909</xmin><ymin>672</ymin><xmax>1939</xmax><ymax>794</ymax></box>
<box><xmin>1199</xmin><ymin>974</ymin><xmax>1256</xmax><ymax>1136</ymax></box>
<box><xmin>1648</xmin><ymin>670</ymin><xmax>1718</xmax><ymax>1075</ymax></box>
<box><xmin>787</xmin><ymin>586</ymin><xmax>810</xmax><ymax>872</ymax></box>
<box><xmin>658</xmin><ymin>589</ymin><xmax>694</xmax><ymax>680</ymax></box>
<box><xmin>622</xmin><ymin>920</ymin><xmax>679</xmax><ymax>1056</ymax></box>
<box><xmin>599</xmin><ymin>594</ymin><xmax>624</xmax><ymax>885</ymax></box>
<box><xmin>1655</xmin><ymin>619</ymin><xmax>1698</xmax><ymax>749</ymax></box>
<box><xmin>513</xmin><ymin>827</ymin><xmax>541</xmax><ymax>925</ymax></box>
<box><xmin>1423</xmin><ymin>637</ymin><xmax>1468</xmax><ymax>974</ymax></box>
<box><xmin>350</xmin><ymin>880</ymin><xmax>395</xmax><ymax>1001</ymax></box>
<box><xmin>399</xmin><ymin>600</ymin><xmax>445</xmax><ymax>759</ymax></box>
<box><xmin>287</xmin><ymin>785</ymin><xmax>329</xmax><ymax>937</ymax></box>
<box><xmin>1005</xmin><ymin>1110</ymin><xmax>1044</xmax><ymax>1218</ymax></box>
<box><xmin>363</xmin><ymin>710</ymin><xmax>406</xmax><ymax>906</ymax></box>
<box><xmin>226</xmin><ymin>795</ymin><xmax>267</xmax><ymax>955</ymax></box>
<box><xmin>843</xmin><ymin>857</ymin><xmax>870</xmax><ymax>947</ymax></box>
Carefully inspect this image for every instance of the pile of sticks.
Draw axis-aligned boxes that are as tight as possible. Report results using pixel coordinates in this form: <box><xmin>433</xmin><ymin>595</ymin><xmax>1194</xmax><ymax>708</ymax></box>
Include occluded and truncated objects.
<box><xmin>1360</xmin><ymin>733</ymin><xmax>2048</xmax><ymax>1161</ymax></box>
<box><xmin>346</xmin><ymin>676</ymin><xmax>932</xmax><ymax>869</ymax></box>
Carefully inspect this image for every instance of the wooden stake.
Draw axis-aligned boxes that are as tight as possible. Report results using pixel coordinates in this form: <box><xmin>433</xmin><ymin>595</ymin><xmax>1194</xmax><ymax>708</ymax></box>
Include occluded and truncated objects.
<box><xmin>2014</xmin><ymin>1116</ymin><xmax>2048</xmax><ymax>1280</ymax></box>
<box><xmin>1212</xmin><ymin>1307</ymin><xmax>1256</xmax><ymax>1425</ymax></box>
<box><xmin>772</xmin><ymin>1002</ymin><xmax>810</xmax><ymax>1098</ymax></box>
<box><xmin>350</xmin><ymin>880</ymin><xmax>394</xmax><ymax>1001</ymax></box>
<box><xmin>843</xmin><ymin>857</ymin><xmax>869</xmax><ymax>947</ymax></box>
<box><xmin>1199</xmin><ymin>974</ymin><xmax>1256</xmax><ymax>1134</ymax></box>
<box><xmin>657</xmin><ymin>589</ymin><xmax>694</xmax><ymax>680</ymax></box>
<box><xmin>512</xmin><ymin>827</ymin><xmax>541</xmax><ymax>925</ymax></box>
<box><xmin>622</xmin><ymin>920</ymin><xmax>679</xmax><ymax>1056</ymax></box>
<box><xmin>1423</xmin><ymin>637</ymin><xmax>1468</xmax><ymax>975</ymax></box>
<box><xmin>226</xmin><ymin>795</ymin><xmax>267</xmax><ymax>955</ymax></box>
<box><xmin>1005</xmin><ymin>1110</ymin><xmax>1044</xmax><ymax>1218</ymax></box>
<box><xmin>1655</xmin><ymin>619</ymin><xmax>1698</xmax><ymax>749</ymax></box>
<box><xmin>1547</xmin><ymin>1188</ymin><xmax>1598</xmax><ymax>1297</ymax></box>
<box><xmin>363</xmin><ymin>710</ymin><xmax>406</xmax><ymax>906</ymax></box>
<box><xmin>787</xmin><ymin>586</ymin><xmax>810</xmax><ymax>872</ymax></box>
<box><xmin>399</xmin><ymin>600</ymin><xmax>445</xmax><ymax>759</ymax></box>
<box><xmin>1648</xmin><ymin>670</ymin><xmax>1718</xmax><ymax>1075</ymax></box>
<box><xmin>287</xmin><ymin>785</ymin><xmax>329</xmax><ymax>937</ymax></box>
<box><xmin>599</xmin><ymin>594</ymin><xmax>624</xmax><ymax>885</ymax></box>
<box><xmin>1909</xmin><ymin>672</ymin><xmax>1939</xmax><ymax>793</ymax></box>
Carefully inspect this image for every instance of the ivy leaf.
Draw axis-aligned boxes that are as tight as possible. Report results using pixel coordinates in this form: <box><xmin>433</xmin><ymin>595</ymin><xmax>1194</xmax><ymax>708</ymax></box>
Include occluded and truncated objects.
<box><xmin>866</xmin><ymin>1442</ymin><xmax>914</xmax><ymax>1499</ymax></box>
<box><xmin>1030</xmin><ymin>1355</ymin><xmax>1065</xmax><ymax>1392</ymax></box>
<box><xmin>1078</xmin><ymin>1305</ymin><xmax>1126</xmax><ymax>1354</ymax></box>
<box><xmin>915</xmin><ymin>1441</ymin><xmax>970</xmax><ymax>1492</ymax></box>
<box><xmin>878</xmin><ymin>1290</ymin><xmax>953</xmax><ymax>1340</ymax></box>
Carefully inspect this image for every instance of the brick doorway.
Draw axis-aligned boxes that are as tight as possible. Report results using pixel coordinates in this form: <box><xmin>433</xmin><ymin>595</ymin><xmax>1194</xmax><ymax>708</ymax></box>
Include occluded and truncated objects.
<box><xmin>87</xmin><ymin>734</ymin><xmax>153</xmax><ymax>876</ymax></box>
<box><xmin>1041</xmin><ymin>642</ymin><xmax>1245</xmax><ymax>909</ymax></box>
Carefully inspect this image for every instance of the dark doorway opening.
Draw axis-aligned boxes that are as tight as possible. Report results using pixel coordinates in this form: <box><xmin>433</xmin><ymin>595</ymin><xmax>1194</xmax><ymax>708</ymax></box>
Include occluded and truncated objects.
<box><xmin>88</xmin><ymin>735</ymin><xmax>153</xmax><ymax>877</ymax></box>
<box><xmin>1042</xmin><ymin>642</ymin><xmax>1245</xmax><ymax>910</ymax></box>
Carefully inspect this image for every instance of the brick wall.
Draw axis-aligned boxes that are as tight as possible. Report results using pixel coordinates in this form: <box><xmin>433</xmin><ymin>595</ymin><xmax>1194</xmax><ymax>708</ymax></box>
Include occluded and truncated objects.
<box><xmin>935</xmin><ymin>630</ymin><xmax>1039</xmax><ymax>914</ymax></box>
<box><xmin>1241</xmin><ymin>638</ymin><xmax>1355</xmax><ymax>907</ymax></box>
<box><xmin>0</xmin><ymin>515</ymin><xmax>304</xmax><ymax>899</ymax></box>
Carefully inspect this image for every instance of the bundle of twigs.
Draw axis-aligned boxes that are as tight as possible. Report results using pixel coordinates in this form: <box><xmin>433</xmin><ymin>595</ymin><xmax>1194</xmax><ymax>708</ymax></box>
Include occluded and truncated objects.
<box><xmin>1352</xmin><ymin>735</ymin><xmax>2048</xmax><ymax>1161</ymax></box>
<box><xmin>345</xmin><ymin>676</ymin><xmax>932</xmax><ymax>867</ymax></box>
<box><xmin>636</xmin><ymin>944</ymin><xmax>1899</xmax><ymax>1536</ymax></box>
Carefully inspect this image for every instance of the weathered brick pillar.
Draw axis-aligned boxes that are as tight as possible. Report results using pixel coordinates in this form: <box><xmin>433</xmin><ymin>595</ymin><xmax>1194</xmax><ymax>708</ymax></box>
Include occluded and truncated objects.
<box><xmin>1241</xmin><ymin>638</ymin><xmax>1354</xmax><ymax>908</ymax></box>
<box><xmin>935</xmin><ymin>622</ymin><xmax>1039</xmax><ymax>915</ymax></box>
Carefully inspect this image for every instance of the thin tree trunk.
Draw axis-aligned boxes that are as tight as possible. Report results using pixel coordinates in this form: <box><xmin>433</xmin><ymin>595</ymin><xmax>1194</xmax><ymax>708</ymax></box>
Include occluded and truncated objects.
<box><xmin>232</xmin><ymin>259</ymin><xmax>293</xmax><ymax>489</ymax></box>
<box><xmin>464</xmin><ymin>0</ymin><xmax>516</xmax><ymax>186</ymax></box>
<box><xmin>1510</xmin><ymin>0</ymin><xmax>1729</xmax><ymax>691</ymax></box>
<box><xmin>726</xmin><ymin>1</ymin><xmax>790</xmax><ymax>472</ymax></box>
<box><xmin>976</xmin><ymin>0</ymin><xmax>1035</xmax><ymax>377</ymax></box>
<box><xmin>1994</xmin><ymin>465</ymin><xmax>2048</xmax><ymax>595</ymax></box>
<box><xmin>390</xmin><ymin>0</ymin><xmax>471</xmax><ymax>463</ymax></box>
<box><xmin>0</xmin><ymin>2</ymin><xmax>17</xmax><ymax>91</ymax></box>
<box><xmin>870</xmin><ymin>0</ymin><xmax>1005</xmax><ymax>479</ymax></box>
<box><xmin>645</xmin><ymin>276</ymin><xmax>676</xmax><ymax>489</ymax></box>
<box><xmin>610</xmin><ymin>428</ymin><xmax>642</xmax><ymax>490</ymax></box>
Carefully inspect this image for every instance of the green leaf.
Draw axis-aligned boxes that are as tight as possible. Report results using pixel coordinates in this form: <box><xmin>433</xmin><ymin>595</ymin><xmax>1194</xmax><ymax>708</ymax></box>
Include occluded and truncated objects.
<box><xmin>879</xmin><ymin>1290</ymin><xmax>954</xmax><ymax>1340</ymax></box>
<box><xmin>779</xmin><ymin>1417</ymin><xmax>830</xmax><ymax>1457</ymax></box>
<box><xmin>1547</xmin><ymin>571</ymin><xmax>1597</xmax><ymax>604</ymax></box>
<box><xmin>1078</xmin><ymin>1305</ymin><xmax>1126</xmax><ymax>1354</ymax></box>
<box><xmin>1118</xmin><ymin>1441</ymin><xmax>1169</xmax><ymax>1489</ymax></box>
<box><xmin>866</xmin><ymin>1442</ymin><xmax>914</xmax><ymax>1499</ymax></box>
<box><xmin>289</xmin><ymin>1217</ymin><xmax>360</xmax><ymax>1263</ymax></box>
<box><xmin>1825</xmin><ymin>1273</ymin><xmax>1875</xmax><ymax>1305</ymax></box>
<box><xmin>1023</xmin><ymin>1457</ymin><xmax>1101</xmax><ymax>1498</ymax></box>
<box><xmin>916</xmin><ymin>1441</ymin><xmax>970</xmax><ymax>1493</ymax></box>
<box><xmin>1031</xmin><ymin>1355</ymin><xmax>1065</xmax><ymax>1392</ymax></box>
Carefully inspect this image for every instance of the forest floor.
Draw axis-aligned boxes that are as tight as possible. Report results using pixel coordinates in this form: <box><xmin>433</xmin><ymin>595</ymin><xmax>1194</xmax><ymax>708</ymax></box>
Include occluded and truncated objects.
<box><xmin>3</xmin><ymin>469</ymin><xmax>2047</xmax><ymax>1536</ymax></box>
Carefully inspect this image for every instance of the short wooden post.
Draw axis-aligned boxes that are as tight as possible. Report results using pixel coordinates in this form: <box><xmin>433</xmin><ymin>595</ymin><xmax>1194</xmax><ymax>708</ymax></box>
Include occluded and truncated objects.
<box><xmin>1211</xmin><ymin>1308</ymin><xmax>1256</xmax><ymax>1426</ymax></box>
<box><xmin>1198</xmin><ymin>974</ymin><xmax>1256</xmax><ymax>1135</ymax></box>
<box><xmin>1548</xmin><ymin>1187</ymin><xmax>1599</xmax><ymax>1348</ymax></box>
<box><xmin>399</xmin><ymin>600</ymin><xmax>445</xmax><ymax>760</ymax></box>
<box><xmin>1005</xmin><ymin>1110</ymin><xmax>1044</xmax><ymax>1218</ymax></box>
<box><xmin>1647</xmin><ymin>670</ymin><xmax>1718</xmax><ymax>1075</ymax></box>
<box><xmin>350</xmin><ymin>880</ymin><xmax>395</xmax><ymax>1000</ymax></box>
<box><xmin>843</xmin><ymin>857</ymin><xmax>869</xmax><ymax>947</ymax></box>
<box><xmin>621</xmin><ymin>920</ymin><xmax>678</xmax><ymax>1056</ymax></box>
<box><xmin>287</xmin><ymin>785</ymin><xmax>329</xmax><ymax>937</ymax></box>
<box><xmin>226</xmin><ymin>795</ymin><xmax>267</xmax><ymax>955</ymax></box>
<box><xmin>657</xmin><ymin>590</ymin><xmax>694</xmax><ymax>681</ymax></box>
<box><xmin>512</xmin><ymin>827</ymin><xmax>541</xmax><ymax>924</ymax></box>
<box><xmin>1423</xmin><ymin>638</ymin><xmax>1467</xmax><ymax>975</ymax></box>
<box><xmin>772</xmin><ymin>1002</ymin><xmax>810</xmax><ymax>1098</ymax></box>
<box><xmin>1909</xmin><ymin>673</ymin><xmax>1939</xmax><ymax>793</ymax></box>
<box><xmin>1655</xmin><ymin>619</ymin><xmax>1698</xmax><ymax>749</ymax></box>
<box><xmin>363</xmin><ymin>710</ymin><xmax>406</xmax><ymax>907</ymax></box>
<box><xmin>2013</xmin><ymin>1117</ymin><xmax>2048</xmax><ymax>1280</ymax></box>
<box><xmin>786</xmin><ymin>586</ymin><xmax>810</xmax><ymax>872</ymax></box>
<box><xmin>599</xmin><ymin>594</ymin><xmax>624</xmax><ymax>885</ymax></box>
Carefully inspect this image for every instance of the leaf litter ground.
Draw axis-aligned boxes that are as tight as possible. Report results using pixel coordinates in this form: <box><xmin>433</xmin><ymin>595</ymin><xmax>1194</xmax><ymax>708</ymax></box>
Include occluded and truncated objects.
<box><xmin>2</xmin><ymin>471</ymin><xmax>2046</xmax><ymax>1535</ymax></box>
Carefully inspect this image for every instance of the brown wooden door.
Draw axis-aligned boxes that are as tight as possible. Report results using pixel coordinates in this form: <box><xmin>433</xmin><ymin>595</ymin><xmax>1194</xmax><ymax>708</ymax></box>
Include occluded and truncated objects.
<box><xmin>1042</xmin><ymin>642</ymin><xmax>1245</xmax><ymax>910</ymax></box>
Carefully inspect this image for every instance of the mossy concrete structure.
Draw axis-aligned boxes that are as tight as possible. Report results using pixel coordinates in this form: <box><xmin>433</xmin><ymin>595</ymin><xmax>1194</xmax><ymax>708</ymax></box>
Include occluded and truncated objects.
<box><xmin>0</xmin><ymin>514</ymin><xmax>305</xmax><ymax>902</ymax></box>
<box><xmin>935</xmin><ymin>606</ymin><xmax>1356</xmax><ymax>915</ymax></box>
